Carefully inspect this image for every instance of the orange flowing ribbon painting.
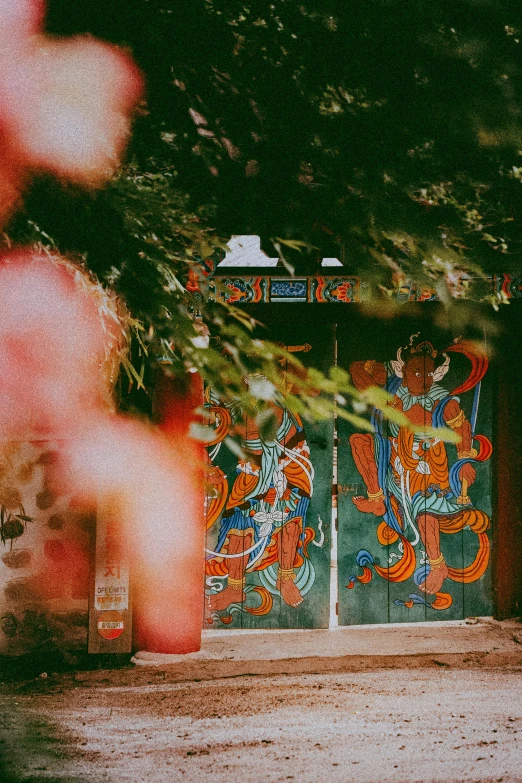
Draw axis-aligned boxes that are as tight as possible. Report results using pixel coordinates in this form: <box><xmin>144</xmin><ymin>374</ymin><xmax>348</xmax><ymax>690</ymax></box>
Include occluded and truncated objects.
<box><xmin>203</xmin><ymin>343</ymin><xmax>328</xmax><ymax>627</ymax></box>
<box><xmin>345</xmin><ymin>336</ymin><xmax>492</xmax><ymax>614</ymax></box>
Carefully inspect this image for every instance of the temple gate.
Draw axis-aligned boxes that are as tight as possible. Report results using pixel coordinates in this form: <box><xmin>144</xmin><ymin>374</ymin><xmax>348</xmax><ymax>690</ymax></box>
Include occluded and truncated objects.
<box><xmin>201</xmin><ymin>287</ymin><xmax>494</xmax><ymax>629</ymax></box>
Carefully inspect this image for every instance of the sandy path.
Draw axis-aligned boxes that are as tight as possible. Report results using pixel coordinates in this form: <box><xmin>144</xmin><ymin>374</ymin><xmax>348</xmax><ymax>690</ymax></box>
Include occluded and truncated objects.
<box><xmin>1</xmin><ymin>667</ymin><xmax>521</xmax><ymax>782</ymax></box>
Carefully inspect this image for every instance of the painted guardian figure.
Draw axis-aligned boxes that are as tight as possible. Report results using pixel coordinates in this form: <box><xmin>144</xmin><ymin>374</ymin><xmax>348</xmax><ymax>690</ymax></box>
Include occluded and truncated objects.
<box><xmin>204</xmin><ymin>343</ymin><xmax>324</xmax><ymax>624</ymax></box>
<box><xmin>348</xmin><ymin>338</ymin><xmax>491</xmax><ymax>606</ymax></box>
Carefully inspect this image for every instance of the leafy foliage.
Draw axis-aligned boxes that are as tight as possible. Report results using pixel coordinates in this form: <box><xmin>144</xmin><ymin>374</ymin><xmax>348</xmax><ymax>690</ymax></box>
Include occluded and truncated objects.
<box><xmin>4</xmin><ymin>1</ymin><xmax>522</xmax><ymax>424</ymax></box>
<box><xmin>38</xmin><ymin>1</ymin><xmax>522</xmax><ymax>269</ymax></box>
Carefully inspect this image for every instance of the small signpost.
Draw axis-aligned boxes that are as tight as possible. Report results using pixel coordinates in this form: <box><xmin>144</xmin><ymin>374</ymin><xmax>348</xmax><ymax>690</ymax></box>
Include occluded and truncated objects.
<box><xmin>88</xmin><ymin>497</ymin><xmax>132</xmax><ymax>653</ymax></box>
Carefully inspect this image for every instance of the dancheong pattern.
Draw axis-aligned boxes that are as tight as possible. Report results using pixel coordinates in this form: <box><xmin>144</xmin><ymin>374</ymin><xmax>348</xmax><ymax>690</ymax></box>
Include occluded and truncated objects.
<box><xmin>208</xmin><ymin>277</ymin><xmax>364</xmax><ymax>304</ymax></box>
<box><xmin>494</xmin><ymin>273</ymin><xmax>522</xmax><ymax>299</ymax></box>
<box><xmin>203</xmin><ymin>272</ymin><xmax>522</xmax><ymax>304</ymax></box>
<box><xmin>208</xmin><ymin>277</ymin><xmax>267</xmax><ymax>304</ymax></box>
<box><xmin>310</xmin><ymin>277</ymin><xmax>360</xmax><ymax>303</ymax></box>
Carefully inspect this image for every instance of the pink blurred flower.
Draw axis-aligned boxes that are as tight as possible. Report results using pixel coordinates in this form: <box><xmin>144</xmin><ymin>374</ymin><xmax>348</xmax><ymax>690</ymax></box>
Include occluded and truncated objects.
<box><xmin>0</xmin><ymin>0</ymin><xmax>143</xmax><ymax>221</ymax></box>
<box><xmin>1</xmin><ymin>37</ymin><xmax>143</xmax><ymax>186</ymax></box>
<box><xmin>0</xmin><ymin>251</ymin><xmax>115</xmax><ymax>438</ymax></box>
<box><xmin>0</xmin><ymin>0</ymin><xmax>44</xmax><ymax>48</ymax></box>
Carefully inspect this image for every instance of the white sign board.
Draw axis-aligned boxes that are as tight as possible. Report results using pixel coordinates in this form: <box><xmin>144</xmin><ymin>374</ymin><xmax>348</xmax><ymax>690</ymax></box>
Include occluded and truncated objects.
<box><xmin>94</xmin><ymin>499</ymin><xmax>129</xmax><ymax>611</ymax></box>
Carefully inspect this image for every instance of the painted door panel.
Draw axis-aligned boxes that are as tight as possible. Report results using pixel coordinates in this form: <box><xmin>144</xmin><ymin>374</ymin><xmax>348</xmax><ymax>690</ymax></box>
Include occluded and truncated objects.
<box><xmin>202</xmin><ymin>307</ymin><xmax>493</xmax><ymax>629</ymax></box>
<box><xmin>337</xmin><ymin>315</ymin><xmax>493</xmax><ymax>625</ymax></box>
<box><xmin>204</xmin><ymin>320</ymin><xmax>334</xmax><ymax>630</ymax></box>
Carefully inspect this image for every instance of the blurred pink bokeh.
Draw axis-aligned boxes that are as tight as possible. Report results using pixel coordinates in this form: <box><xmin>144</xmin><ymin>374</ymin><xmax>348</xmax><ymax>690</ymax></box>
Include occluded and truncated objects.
<box><xmin>0</xmin><ymin>0</ymin><xmax>143</xmax><ymax>214</ymax></box>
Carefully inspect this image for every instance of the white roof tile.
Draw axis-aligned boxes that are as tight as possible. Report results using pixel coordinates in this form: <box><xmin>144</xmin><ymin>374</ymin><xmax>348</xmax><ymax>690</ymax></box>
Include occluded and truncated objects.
<box><xmin>217</xmin><ymin>235</ymin><xmax>279</xmax><ymax>267</ymax></box>
<box><xmin>321</xmin><ymin>257</ymin><xmax>343</xmax><ymax>267</ymax></box>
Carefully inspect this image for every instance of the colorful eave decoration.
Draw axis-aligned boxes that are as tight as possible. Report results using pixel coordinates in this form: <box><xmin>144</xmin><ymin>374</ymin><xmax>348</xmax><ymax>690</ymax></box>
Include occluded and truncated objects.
<box><xmin>194</xmin><ymin>273</ymin><xmax>522</xmax><ymax>305</ymax></box>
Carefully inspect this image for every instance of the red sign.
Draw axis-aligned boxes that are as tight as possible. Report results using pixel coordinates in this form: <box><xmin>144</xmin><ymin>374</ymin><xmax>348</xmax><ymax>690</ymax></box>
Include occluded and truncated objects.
<box><xmin>97</xmin><ymin>611</ymin><xmax>124</xmax><ymax>640</ymax></box>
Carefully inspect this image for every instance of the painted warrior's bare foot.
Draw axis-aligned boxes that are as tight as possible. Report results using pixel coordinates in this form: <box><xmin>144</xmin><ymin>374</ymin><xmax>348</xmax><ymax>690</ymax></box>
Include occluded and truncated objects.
<box><xmin>276</xmin><ymin>576</ymin><xmax>303</xmax><ymax>608</ymax></box>
<box><xmin>208</xmin><ymin>585</ymin><xmax>245</xmax><ymax>612</ymax></box>
<box><xmin>352</xmin><ymin>495</ymin><xmax>386</xmax><ymax>516</ymax></box>
<box><xmin>419</xmin><ymin>562</ymin><xmax>449</xmax><ymax>595</ymax></box>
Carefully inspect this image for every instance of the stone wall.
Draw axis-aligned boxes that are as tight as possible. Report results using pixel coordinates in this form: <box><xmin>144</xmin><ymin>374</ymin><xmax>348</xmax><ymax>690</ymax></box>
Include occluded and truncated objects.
<box><xmin>0</xmin><ymin>441</ymin><xmax>92</xmax><ymax>656</ymax></box>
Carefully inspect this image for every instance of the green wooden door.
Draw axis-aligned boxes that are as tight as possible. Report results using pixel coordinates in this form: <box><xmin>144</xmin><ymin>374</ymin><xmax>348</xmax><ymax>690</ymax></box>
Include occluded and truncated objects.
<box><xmin>204</xmin><ymin>318</ymin><xmax>334</xmax><ymax>630</ymax></box>
<box><xmin>337</xmin><ymin>314</ymin><xmax>493</xmax><ymax>625</ymax></box>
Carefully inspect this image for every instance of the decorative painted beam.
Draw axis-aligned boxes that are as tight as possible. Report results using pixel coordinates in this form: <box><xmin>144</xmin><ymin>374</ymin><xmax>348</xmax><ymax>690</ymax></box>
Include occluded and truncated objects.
<box><xmin>207</xmin><ymin>276</ymin><xmax>367</xmax><ymax>304</ymax></box>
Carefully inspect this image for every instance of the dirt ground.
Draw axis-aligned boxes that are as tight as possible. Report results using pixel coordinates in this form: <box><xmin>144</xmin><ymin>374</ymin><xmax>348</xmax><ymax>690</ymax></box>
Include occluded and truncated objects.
<box><xmin>1</xmin><ymin>660</ymin><xmax>521</xmax><ymax>783</ymax></box>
